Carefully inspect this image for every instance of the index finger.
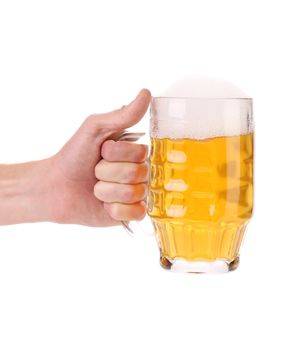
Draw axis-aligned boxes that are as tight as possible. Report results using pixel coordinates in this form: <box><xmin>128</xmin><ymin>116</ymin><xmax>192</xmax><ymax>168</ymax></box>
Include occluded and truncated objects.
<box><xmin>101</xmin><ymin>140</ymin><xmax>148</xmax><ymax>163</ymax></box>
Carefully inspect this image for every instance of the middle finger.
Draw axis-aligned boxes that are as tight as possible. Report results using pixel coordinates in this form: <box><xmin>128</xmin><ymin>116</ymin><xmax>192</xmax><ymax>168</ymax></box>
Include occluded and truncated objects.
<box><xmin>95</xmin><ymin>160</ymin><xmax>149</xmax><ymax>184</ymax></box>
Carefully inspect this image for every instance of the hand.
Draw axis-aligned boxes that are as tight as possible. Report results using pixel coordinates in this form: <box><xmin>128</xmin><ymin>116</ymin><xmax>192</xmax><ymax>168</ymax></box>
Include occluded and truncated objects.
<box><xmin>46</xmin><ymin>89</ymin><xmax>151</xmax><ymax>227</ymax></box>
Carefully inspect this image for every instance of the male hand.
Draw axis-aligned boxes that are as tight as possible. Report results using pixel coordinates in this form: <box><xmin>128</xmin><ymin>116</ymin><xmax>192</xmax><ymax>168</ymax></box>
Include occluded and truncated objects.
<box><xmin>45</xmin><ymin>89</ymin><xmax>151</xmax><ymax>227</ymax></box>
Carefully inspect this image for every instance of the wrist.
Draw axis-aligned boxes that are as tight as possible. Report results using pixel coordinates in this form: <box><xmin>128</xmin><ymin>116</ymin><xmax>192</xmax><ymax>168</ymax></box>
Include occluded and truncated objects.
<box><xmin>0</xmin><ymin>159</ymin><xmax>55</xmax><ymax>225</ymax></box>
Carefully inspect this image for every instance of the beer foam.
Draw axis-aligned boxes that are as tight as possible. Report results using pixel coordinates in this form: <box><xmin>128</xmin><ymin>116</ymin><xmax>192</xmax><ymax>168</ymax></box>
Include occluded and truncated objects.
<box><xmin>150</xmin><ymin>77</ymin><xmax>253</xmax><ymax>140</ymax></box>
<box><xmin>159</xmin><ymin>77</ymin><xmax>248</xmax><ymax>99</ymax></box>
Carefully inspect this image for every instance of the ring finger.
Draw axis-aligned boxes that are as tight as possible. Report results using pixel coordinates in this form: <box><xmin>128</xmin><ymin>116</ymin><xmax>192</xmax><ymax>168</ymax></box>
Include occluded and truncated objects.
<box><xmin>94</xmin><ymin>181</ymin><xmax>147</xmax><ymax>204</ymax></box>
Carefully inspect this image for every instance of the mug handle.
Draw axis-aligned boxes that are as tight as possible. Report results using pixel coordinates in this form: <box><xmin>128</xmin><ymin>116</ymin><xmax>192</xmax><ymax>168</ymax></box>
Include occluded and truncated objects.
<box><xmin>115</xmin><ymin>131</ymin><xmax>150</xmax><ymax>236</ymax></box>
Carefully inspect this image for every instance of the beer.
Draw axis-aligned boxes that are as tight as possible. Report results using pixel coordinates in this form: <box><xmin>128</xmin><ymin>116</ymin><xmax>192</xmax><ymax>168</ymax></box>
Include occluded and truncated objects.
<box><xmin>147</xmin><ymin>92</ymin><xmax>254</xmax><ymax>273</ymax></box>
<box><xmin>148</xmin><ymin>133</ymin><xmax>253</xmax><ymax>267</ymax></box>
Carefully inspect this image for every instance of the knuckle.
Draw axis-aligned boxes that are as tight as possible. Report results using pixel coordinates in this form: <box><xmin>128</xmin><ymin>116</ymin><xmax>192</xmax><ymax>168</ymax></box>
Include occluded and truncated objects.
<box><xmin>115</xmin><ymin>141</ymin><xmax>125</xmax><ymax>153</ymax></box>
<box><xmin>84</xmin><ymin>114</ymin><xmax>98</xmax><ymax>129</ymax></box>
<box><xmin>85</xmin><ymin>114</ymin><xmax>95</xmax><ymax>124</ymax></box>
<box><xmin>136</xmin><ymin>145</ymin><xmax>148</xmax><ymax>162</ymax></box>
<box><xmin>140</xmin><ymin>184</ymin><xmax>148</xmax><ymax>198</ymax></box>
<box><xmin>134</xmin><ymin>202</ymin><xmax>147</xmax><ymax>220</ymax></box>
<box><xmin>94</xmin><ymin>181</ymin><xmax>109</xmax><ymax>201</ymax></box>
<box><xmin>110</xmin><ymin>204</ymin><xmax>121</xmax><ymax>219</ymax></box>
<box><xmin>94</xmin><ymin>166</ymin><xmax>98</xmax><ymax>178</ymax></box>
<box><xmin>101</xmin><ymin>140</ymin><xmax>115</xmax><ymax>159</ymax></box>
<box><xmin>93</xmin><ymin>182</ymin><xmax>101</xmax><ymax>198</ymax></box>
<box><xmin>141</xmin><ymin>162</ymin><xmax>149</xmax><ymax>180</ymax></box>
<box><xmin>126</xmin><ymin>164</ymin><xmax>140</xmax><ymax>182</ymax></box>
<box><xmin>94</xmin><ymin>159</ymin><xmax>106</xmax><ymax>179</ymax></box>
<box><xmin>123</xmin><ymin>186</ymin><xmax>135</xmax><ymax>202</ymax></box>
<box><xmin>119</xmin><ymin>105</ymin><xmax>127</xmax><ymax>121</ymax></box>
<box><xmin>138</xmin><ymin>210</ymin><xmax>147</xmax><ymax>221</ymax></box>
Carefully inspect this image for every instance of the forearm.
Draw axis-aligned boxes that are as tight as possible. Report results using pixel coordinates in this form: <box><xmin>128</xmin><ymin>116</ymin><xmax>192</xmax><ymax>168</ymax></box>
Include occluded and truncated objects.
<box><xmin>0</xmin><ymin>160</ymin><xmax>53</xmax><ymax>225</ymax></box>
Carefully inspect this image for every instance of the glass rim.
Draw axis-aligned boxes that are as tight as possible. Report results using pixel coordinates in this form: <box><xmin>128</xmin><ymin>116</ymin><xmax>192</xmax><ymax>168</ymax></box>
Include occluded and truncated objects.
<box><xmin>152</xmin><ymin>96</ymin><xmax>252</xmax><ymax>101</ymax></box>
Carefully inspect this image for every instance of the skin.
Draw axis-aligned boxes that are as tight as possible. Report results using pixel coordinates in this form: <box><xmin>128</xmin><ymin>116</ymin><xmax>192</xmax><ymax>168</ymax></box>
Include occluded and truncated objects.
<box><xmin>0</xmin><ymin>89</ymin><xmax>151</xmax><ymax>227</ymax></box>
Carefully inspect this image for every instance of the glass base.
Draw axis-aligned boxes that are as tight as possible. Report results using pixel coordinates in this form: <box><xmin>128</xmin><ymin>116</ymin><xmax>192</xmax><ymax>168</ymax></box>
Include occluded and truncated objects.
<box><xmin>160</xmin><ymin>255</ymin><xmax>240</xmax><ymax>274</ymax></box>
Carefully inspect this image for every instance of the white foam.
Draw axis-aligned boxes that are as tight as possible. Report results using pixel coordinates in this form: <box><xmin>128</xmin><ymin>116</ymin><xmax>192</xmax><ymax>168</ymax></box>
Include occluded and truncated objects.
<box><xmin>150</xmin><ymin>77</ymin><xmax>253</xmax><ymax>140</ymax></box>
<box><xmin>159</xmin><ymin>76</ymin><xmax>248</xmax><ymax>99</ymax></box>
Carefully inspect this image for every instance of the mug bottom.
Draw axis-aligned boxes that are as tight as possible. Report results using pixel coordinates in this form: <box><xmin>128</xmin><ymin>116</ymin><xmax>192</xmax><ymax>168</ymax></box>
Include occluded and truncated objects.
<box><xmin>160</xmin><ymin>255</ymin><xmax>240</xmax><ymax>274</ymax></box>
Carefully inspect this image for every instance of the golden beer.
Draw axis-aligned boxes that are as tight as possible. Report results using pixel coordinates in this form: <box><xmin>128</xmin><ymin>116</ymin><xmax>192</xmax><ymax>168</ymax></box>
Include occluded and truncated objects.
<box><xmin>148</xmin><ymin>133</ymin><xmax>253</xmax><ymax>269</ymax></box>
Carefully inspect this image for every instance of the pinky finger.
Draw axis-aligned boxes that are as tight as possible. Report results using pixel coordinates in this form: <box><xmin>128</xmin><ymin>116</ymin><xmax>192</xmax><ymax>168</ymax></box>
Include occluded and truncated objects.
<box><xmin>103</xmin><ymin>201</ymin><xmax>146</xmax><ymax>221</ymax></box>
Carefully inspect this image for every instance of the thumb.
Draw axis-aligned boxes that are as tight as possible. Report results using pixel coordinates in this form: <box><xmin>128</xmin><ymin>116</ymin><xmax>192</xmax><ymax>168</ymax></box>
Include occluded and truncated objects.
<box><xmin>91</xmin><ymin>89</ymin><xmax>151</xmax><ymax>132</ymax></box>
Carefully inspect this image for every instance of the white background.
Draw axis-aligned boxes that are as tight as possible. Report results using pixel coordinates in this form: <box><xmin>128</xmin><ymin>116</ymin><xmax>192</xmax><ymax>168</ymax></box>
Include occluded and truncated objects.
<box><xmin>0</xmin><ymin>0</ymin><xmax>300</xmax><ymax>349</ymax></box>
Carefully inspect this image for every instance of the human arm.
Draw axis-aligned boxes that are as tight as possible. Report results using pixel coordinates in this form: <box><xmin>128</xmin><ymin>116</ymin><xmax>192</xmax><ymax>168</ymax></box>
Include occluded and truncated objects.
<box><xmin>0</xmin><ymin>89</ymin><xmax>151</xmax><ymax>226</ymax></box>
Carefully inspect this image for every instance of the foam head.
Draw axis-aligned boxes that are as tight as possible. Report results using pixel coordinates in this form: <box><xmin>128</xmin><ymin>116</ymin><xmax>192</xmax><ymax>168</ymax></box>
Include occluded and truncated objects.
<box><xmin>151</xmin><ymin>77</ymin><xmax>252</xmax><ymax>139</ymax></box>
<box><xmin>158</xmin><ymin>76</ymin><xmax>248</xmax><ymax>98</ymax></box>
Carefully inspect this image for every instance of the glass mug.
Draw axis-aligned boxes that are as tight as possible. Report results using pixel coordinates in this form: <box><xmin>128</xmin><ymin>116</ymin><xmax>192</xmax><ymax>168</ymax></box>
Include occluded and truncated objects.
<box><xmin>122</xmin><ymin>97</ymin><xmax>254</xmax><ymax>274</ymax></box>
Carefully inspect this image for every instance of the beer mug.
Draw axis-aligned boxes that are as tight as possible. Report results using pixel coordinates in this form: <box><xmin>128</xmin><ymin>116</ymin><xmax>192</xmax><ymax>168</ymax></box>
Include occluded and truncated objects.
<box><xmin>124</xmin><ymin>96</ymin><xmax>253</xmax><ymax>274</ymax></box>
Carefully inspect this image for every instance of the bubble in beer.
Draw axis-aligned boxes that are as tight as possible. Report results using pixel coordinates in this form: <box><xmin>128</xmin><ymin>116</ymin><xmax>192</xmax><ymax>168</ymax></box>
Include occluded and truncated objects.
<box><xmin>151</xmin><ymin>76</ymin><xmax>252</xmax><ymax>140</ymax></box>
